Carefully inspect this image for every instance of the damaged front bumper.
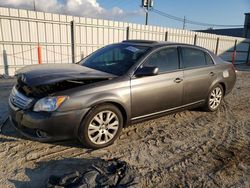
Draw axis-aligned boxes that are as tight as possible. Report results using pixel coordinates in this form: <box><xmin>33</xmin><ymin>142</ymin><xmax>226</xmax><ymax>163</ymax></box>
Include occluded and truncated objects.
<box><xmin>9</xmin><ymin>99</ymin><xmax>90</xmax><ymax>142</ymax></box>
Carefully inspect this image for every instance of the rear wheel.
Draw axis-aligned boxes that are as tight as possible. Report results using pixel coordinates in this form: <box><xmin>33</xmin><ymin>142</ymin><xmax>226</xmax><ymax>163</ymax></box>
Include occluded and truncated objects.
<box><xmin>204</xmin><ymin>84</ymin><xmax>224</xmax><ymax>112</ymax></box>
<box><xmin>78</xmin><ymin>104</ymin><xmax>123</xmax><ymax>149</ymax></box>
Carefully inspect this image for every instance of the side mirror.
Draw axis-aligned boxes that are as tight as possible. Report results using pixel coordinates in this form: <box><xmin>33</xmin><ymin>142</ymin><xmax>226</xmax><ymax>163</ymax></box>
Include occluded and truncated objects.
<box><xmin>134</xmin><ymin>66</ymin><xmax>159</xmax><ymax>77</ymax></box>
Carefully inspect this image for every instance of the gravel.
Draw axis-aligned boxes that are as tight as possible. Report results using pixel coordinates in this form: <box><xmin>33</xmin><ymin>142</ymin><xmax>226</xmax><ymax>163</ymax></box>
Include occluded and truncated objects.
<box><xmin>0</xmin><ymin>70</ymin><xmax>249</xmax><ymax>188</ymax></box>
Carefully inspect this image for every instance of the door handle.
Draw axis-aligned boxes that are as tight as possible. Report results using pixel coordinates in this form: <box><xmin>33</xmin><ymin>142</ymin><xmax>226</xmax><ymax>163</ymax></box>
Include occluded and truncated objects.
<box><xmin>209</xmin><ymin>72</ymin><xmax>215</xmax><ymax>76</ymax></box>
<box><xmin>174</xmin><ymin>78</ymin><xmax>183</xmax><ymax>83</ymax></box>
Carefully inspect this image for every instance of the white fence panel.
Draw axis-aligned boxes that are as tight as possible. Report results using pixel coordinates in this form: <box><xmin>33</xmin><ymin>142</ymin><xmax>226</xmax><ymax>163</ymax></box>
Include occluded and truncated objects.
<box><xmin>0</xmin><ymin>7</ymin><xmax>250</xmax><ymax>75</ymax></box>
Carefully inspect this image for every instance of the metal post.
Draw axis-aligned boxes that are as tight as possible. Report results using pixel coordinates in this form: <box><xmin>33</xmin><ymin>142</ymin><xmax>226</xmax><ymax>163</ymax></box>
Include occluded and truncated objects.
<box><xmin>126</xmin><ymin>26</ymin><xmax>130</xmax><ymax>40</ymax></box>
<box><xmin>3</xmin><ymin>50</ymin><xmax>9</xmax><ymax>75</ymax></box>
<box><xmin>246</xmin><ymin>42</ymin><xmax>250</xmax><ymax>65</ymax></box>
<box><xmin>165</xmin><ymin>31</ymin><xmax>168</xmax><ymax>41</ymax></box>
<box><xmin>194</xmin><ymin>34</ymin><xmax>197</xmax><ymax>46</ymax></box>
<box><xmin>37</xmin><ymin>44</ymin><xmax>42</xmax><ymax>64</ymax></box>
<box><xmin>145</xmin><ymin>0</ymin><xmax>149</xmax><ymax>25</ymax></box>
<box><xmin>70</xmin><ymin>21</ymin><xmax>76</xmax><ymax>64</ymax></box>
<box><xmin>232</xmin><ymin>39</ymin><xmax>237</xmax><ymax>66</ymax></box>
<box><xmin>215</xmin><ymin>37</ymin><xmax>220</xmax><ymax>55</ymax></box>
<box><xmin>81</xmin><ymin>51</ymin><xmax>84</xmax><ymax>60</ymax></box>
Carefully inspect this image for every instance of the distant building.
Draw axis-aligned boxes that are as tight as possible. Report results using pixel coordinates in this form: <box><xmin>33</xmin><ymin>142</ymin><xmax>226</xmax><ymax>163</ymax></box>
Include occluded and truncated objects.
<box><xmin>196</xmin><ymin>13</ymin><xmax>250</xmax><ymax>38</ymax></box>
<box><xmin>196</xmin><ymin>28</ymin><xmax>244</xmax><ymax>38</ymax></box>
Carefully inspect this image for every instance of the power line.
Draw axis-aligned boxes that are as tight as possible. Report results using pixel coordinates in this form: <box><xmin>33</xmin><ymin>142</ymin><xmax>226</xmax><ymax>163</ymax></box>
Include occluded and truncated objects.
<box><xmin>151</xmin><ymin>8</ymin><xmax>244</xmax><ymax>28</ymax></box>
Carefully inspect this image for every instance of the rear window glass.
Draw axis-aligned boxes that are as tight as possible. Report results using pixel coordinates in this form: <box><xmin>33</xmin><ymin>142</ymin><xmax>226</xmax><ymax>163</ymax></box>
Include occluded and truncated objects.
<box><xmin>182</xmin><ymin>47</ymin><xmax>206</xmax><ymax>68</ymax></box>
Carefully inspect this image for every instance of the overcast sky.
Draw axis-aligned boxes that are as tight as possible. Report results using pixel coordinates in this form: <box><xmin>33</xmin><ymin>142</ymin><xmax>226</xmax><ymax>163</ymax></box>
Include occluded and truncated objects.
<box><xmin>0</xmin><ymin>0</ymin><xmax>249</xmax><ymax>30</ymax></box>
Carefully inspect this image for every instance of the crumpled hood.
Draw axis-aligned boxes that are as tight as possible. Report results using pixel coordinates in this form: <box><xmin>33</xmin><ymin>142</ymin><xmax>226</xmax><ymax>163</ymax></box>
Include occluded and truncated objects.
<box><xmin>16</xmin><ymin>63</ymin><xmax>116</xmax><ymax>87</ymax></box>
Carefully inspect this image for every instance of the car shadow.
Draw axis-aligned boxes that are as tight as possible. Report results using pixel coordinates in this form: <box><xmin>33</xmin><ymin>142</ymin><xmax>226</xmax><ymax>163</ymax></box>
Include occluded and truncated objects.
<box><xmin>8</xmin><ymin>157</ymin><xmax>104</xmax><ymax>188</ymax></box>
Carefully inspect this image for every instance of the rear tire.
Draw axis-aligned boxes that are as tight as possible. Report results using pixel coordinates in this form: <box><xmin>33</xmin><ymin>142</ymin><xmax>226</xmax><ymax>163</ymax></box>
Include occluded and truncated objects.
<box><xmin>203</xmin><ymin>84</ymin><xmax>224</xmax><ymax>112</ymax></box>
<box><xmin>78</xmin><ymin>104</ymin><xmax>123</xmax><ymax>149</ymax></box>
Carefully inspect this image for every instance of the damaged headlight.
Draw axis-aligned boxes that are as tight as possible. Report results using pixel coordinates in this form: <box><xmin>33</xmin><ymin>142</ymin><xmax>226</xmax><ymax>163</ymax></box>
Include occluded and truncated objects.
<box><xmin>33</xmin><ymin>96</ymin><xmax>68</xmax><ymax>112</ymax></box>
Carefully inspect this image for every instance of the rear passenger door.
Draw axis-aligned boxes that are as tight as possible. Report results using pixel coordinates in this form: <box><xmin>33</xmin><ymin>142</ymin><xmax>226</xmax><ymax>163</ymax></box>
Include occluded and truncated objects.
<box><xmin>181</xmin><ymin>47</ymin><xmax>215</xmax><ymax>105</ymax></box>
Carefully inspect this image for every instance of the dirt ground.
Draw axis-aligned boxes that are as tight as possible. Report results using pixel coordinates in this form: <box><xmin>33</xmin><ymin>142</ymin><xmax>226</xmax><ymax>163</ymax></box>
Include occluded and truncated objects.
<box><xmin>0</xmin><ymin>66</ymin><xmax>249</xmax><ymax>188</ymax></box>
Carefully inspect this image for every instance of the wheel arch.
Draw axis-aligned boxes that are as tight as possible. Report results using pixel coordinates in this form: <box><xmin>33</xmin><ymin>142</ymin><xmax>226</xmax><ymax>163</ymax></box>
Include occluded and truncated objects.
<box><xmin>218</xmin><ymin>82</ymin><xmax>226</xmax><ymax>95</ymax></box>
<box><xmin>208</xmin><ymin>79</ymin><xmax>227</xmax><ymax>97</ymax></box>
<box><xmin>90</xmin><ymin>100</ymin><xmax>129</xmax><ymax>127</ymax></box>
<box><xmin>96</xmin><ymin>101</ymin><xmax>128</xmax><ymax>127</ymax></box>
<box><xmin>109</xmin><ymin>102</ymin><xmax>128</xmax><ymax>125</ymax></box>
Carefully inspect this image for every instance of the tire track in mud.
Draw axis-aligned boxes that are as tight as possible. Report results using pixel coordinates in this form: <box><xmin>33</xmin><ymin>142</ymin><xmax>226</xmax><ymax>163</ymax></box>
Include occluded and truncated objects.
<box><xmin>208</xmin><ymin>103</ymin><xmax>250</xmax><ymax>187</ymax></box>
<box><xmin>148</xmin><ymin>102</ymin><xmax>248</xmax><ymax>187</ymax></box>
<box><xmin>114</xmin><ymin>99</ymin><xmax>249</xmax><ymax>187</ymax></box>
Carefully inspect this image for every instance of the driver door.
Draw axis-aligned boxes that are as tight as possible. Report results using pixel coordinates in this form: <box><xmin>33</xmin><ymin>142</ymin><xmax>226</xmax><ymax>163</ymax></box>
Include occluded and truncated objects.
<box><xmin>130</xmin><ymin>47</ymin><xmax>183</xmax><ymax>119</ymax></box>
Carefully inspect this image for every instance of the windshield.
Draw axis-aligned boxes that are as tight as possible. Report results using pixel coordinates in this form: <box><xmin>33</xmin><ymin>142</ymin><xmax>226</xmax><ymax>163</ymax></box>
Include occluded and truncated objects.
<box><xmin>80</xmin><ymin>44</ymin><xmax>151</xmax><ymax>76</ymax></box>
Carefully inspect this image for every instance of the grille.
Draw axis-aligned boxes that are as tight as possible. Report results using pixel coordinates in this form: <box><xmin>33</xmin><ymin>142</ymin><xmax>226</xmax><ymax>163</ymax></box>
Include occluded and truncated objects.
<box><xmin>9</xmin><ymin>87</ymin><xmax>34</xmax><ymax>110</ymax></box>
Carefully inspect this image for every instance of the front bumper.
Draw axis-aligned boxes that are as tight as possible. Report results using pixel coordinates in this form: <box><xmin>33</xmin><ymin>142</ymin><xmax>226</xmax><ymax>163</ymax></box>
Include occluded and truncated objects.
<box><xmin>9</xmin><ymin>99</ymin><xmax>90</xmax><ymax>142</ymax></box>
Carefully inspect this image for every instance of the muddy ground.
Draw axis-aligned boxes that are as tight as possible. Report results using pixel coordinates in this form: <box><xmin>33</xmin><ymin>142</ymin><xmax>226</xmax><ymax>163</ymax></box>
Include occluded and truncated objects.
<box><xmin>0</xmin><ymin>67</ymin><xmax>249</xmax><ymax>188</ymax></box>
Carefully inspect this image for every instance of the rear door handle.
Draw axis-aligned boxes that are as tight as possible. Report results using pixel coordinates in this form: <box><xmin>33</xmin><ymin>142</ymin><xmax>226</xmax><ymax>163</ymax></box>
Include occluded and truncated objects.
<box><xmin>209</xmin><ymin>72</ymin><xmax>215</xmax><ymax>76</ymax></box>
<box><xmin>174</xmin><ymin>78</ymin><xmax>183</xmax><ymax>83</ymax></box>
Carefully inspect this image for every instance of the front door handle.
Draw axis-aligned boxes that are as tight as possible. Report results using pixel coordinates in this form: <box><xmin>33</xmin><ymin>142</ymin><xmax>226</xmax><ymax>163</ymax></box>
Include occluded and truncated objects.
<box><xmin>209</xmin><ymin>72</ymin><xmax>215</xmax><ymax>76</ymax></box>
<box><xmin>174</xmin><ymin>78</ymin><xmax>183</xmax><ymax>83</ymax></box>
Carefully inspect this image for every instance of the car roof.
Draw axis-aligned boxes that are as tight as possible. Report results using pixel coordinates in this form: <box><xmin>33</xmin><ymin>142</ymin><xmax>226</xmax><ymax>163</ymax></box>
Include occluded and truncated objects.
<box><xmin>122</xmin><ymin>40</ymin><xmax>210</xmax><ymax>52</ymax></box>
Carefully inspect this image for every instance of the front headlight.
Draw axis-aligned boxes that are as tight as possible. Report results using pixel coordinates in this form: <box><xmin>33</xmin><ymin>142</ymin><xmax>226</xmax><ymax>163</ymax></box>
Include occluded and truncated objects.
<box><xmin>33</xmin><ymin>96</ymin><xmax>68</xmax><ymax>112</ymax></box>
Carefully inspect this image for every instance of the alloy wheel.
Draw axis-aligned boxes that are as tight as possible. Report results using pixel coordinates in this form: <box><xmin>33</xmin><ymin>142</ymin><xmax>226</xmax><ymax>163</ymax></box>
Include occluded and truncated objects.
<box><xmin>87</xmin><ymin>110</ymin><xmax>119</xmax><ymax>145</ymax></box>
<box><xmin>209</xmin><ymin>87</ymin><xmax>223</xmax><ymax>110</ymax></box>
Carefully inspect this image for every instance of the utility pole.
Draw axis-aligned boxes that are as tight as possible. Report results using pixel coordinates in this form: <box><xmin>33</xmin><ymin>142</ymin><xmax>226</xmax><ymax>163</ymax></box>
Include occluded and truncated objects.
<box><xmin>33</xmin><ymin>0</ymin><xmax>36</xmax><ymax>11</ymax></box>
<box><xmin>145</xmin><ymin>1</ymin><xmax>149</xmax><ymax>25</ymax></box>
<box><xmin>142</xmin><ymin>0</ymin><xmax>154</xmax><ymax>25</ymax></box>
<box><xmin>183</xmin><ymin>16</ymin><xmax>186</xmax><ymax>30</ymax></box>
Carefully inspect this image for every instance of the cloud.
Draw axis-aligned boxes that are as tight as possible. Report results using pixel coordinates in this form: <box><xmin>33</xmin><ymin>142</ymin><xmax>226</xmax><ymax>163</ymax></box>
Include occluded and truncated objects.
<box><xmin>0</xmin><ymin>0</ymin><xmax>143</xmax><ymax>20</ymax></box>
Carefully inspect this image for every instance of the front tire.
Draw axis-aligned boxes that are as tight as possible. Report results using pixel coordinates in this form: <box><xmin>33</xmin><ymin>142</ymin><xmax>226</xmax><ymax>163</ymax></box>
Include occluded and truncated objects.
<box><xmin>78</xmin><ymin>104</ymin><xmax>123</xmax><ymax>149</ymax></box>
<box><xmin>204</xmin><ymin>84</ymin><xmax>224</xmax><ymax>112</ymax></box>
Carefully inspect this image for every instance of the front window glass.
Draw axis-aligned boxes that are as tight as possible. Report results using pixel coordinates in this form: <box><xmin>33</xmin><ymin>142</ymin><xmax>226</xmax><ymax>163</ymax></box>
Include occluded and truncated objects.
<box><xmin>143</xmin><ymin>47</ymin><xmax>179</xmax><ymax>73</ymax></box>
<box><xmin>80</xmin><ymin>44</ymin><xmax>151</xmax><ymax>75</ymax></box>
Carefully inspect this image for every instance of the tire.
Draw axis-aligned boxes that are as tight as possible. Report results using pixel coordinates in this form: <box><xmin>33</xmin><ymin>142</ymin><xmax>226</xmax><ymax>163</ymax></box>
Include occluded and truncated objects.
<box><xmin>78</xmin><ymin>104</ymin><xmax>123</xmax><ymax>149</ymax></box>
<box><xmin>203</xmin><ymin>84</ymin><xmax>224</xmax><ymax>112</ymax></box>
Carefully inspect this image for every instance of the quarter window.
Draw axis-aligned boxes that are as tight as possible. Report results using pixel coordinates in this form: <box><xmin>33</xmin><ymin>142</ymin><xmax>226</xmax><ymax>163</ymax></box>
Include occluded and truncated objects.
<box><xmin>182</xmin><ymin>47</ymin><xmax>207</xmax><ymax>68</ymax></box>
<box><xmin>205</xmin><ymin>53</ymin><xmax>214</xmax><ymax>65</ymax></box>
<box><xmin>143</xmin><ymin>48</ymin><xmax>179</xmax><ymax>73</ymax></box>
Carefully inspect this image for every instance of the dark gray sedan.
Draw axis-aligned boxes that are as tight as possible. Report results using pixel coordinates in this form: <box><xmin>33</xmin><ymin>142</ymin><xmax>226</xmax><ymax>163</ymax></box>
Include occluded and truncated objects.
<box><xmin>9</xmin><ymin>40</ymin><xmax>236</xmax><ymax>149</ymax></box>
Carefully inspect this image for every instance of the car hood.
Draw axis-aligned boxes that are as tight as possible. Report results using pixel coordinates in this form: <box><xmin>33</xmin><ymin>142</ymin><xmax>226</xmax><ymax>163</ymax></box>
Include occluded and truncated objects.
<box><xmin>16</xmin><ymin>63</ymin><xmax>116</xmax><ymax>87</ymax></box>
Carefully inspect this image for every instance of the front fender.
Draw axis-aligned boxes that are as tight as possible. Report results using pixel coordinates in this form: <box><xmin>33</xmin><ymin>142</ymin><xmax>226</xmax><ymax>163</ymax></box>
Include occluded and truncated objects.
<box><xmin>86</xmin><ymin>92</ymin><xmax>130</xmax><ymax>118</ymax></box>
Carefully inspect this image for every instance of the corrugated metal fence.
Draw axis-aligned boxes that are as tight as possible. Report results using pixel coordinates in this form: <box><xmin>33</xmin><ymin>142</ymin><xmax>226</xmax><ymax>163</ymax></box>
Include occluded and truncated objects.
<box><xmin>0</xmin><ymin>7</ymin><xmax>250</xmax><ymax>75</ymax></box>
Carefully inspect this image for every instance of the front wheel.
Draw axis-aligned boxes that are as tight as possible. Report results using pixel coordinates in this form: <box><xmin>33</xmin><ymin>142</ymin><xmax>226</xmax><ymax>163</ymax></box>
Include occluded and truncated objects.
<box><xmin>203</xmin><ymin>84</ymin><xmax>224</xmax><ymax>112</ymax></box>
<box><xmin>78</xmin><ymin>104</ymin><xmax>123</xmax><ymax>149</ymax></box>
